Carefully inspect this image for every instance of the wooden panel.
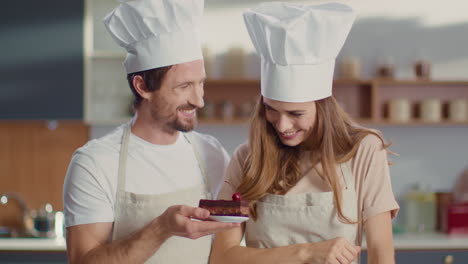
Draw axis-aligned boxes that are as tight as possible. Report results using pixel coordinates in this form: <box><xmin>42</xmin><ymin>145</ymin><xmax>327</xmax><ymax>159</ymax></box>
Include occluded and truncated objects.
<box><xmin>0</xmin><ymin>121</ymin><xmax>89</xmax><ymax>230</ymax></box>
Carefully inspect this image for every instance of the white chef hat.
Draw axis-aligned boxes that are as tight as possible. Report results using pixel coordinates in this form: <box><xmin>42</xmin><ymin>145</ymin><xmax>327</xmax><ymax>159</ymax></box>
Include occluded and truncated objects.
<box><xmin>243</xmin><ymin>2</ymin><xmax>355</xmax><ymax>102</ymax></box>
<box><xmin>103</xmin><ymin>0</ymin><xmax>204</xmax><ymax>74</ymax></box>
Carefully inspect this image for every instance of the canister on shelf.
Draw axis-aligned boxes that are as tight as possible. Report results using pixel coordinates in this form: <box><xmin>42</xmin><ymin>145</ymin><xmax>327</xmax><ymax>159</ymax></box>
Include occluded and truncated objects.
<box><xmin>414</xmin><ymin>60</ymin><xmax>431</xmax><ymax>80</ymax></box>
<box><xmin>375</xmin><ymin>56</ymin><xmax>395</xmax><ymax>79</ymax></box>
<box><xmin>221</xmin><ymin>100</ymin><xmax>235</xmax><ymax>120</ymax></box>
<box><xmin>405</xmin><ymin>184</ymin><xmax>436</xmax><ymax>233</ymax></box>
<box><xmin>239</xmin><ymin>101</ymin><xmax>254</xmax><ymax>119</ymax></box>
<box><xmin>200</xmin><ymin>101</ymin><xmax>215</xmax><ymax>119</ymax></box>
<box><xmin>340</xmin><ymin>57</ymin><xmax>361</xmax><ymax>79</ymax></box>
<box><xmin>420</xmin><ymin>98</ymin><xmax>442</xmax><ymax>122</ymax></box>
<box><xmin>448</xmin><ymin>98</ymin><xmax>468</xmax><ymax>122</ymax></box>
<box><xmin>388</xmin><ymin>98</ymin><xmax>411</xmax><ymax>123</ymax></box>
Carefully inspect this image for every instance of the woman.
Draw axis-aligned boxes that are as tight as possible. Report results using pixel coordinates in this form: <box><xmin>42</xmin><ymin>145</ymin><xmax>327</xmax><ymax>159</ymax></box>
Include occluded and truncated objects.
<box><xmin>210</xmin><ymin>2</ymin><xmax>399</xmax><ymax>264</ymax></box>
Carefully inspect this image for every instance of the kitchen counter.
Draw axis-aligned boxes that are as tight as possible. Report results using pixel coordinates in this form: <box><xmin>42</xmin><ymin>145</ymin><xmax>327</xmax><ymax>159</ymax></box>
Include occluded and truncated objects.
<box><xmin>0</xmin><ymin>237</ymin><xmax>66</xmax><ymax>251</ymax></box>
<box><xmin>1</xmin><ymin>233</ymin><xmax>468</xmax><ymax>252</ymax></box>
<box><xmin>362</xmin><ymin>232</ymin><xmax>468</xmax><ymax>250</ymax></box>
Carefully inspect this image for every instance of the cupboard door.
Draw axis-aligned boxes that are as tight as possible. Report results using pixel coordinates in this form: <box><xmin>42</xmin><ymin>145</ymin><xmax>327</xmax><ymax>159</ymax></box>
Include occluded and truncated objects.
<box><xmin>361</xmin><ymin>250</ymin><xmax>468</xmax><ymax>263</ymax></box>
<box><xmin>0</xmin><ymin>0</ymin><xmax>83</xmax><ymax>119</ymax></box>
<box><xmin>0</xmin><ymin>121</ymin><xmax>89</xmax><ymax>230</ymax></box>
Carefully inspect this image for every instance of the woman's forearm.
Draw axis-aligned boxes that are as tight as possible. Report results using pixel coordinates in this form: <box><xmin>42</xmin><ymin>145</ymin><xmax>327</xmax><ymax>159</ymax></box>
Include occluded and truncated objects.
<box><xmin>211</xmin><ymin>243</ymin><xmax>311</xmax><ymax>264</ymax></box>
<box><xmin>211</xmin><ymin>236</ymin><xmax>360</xmax><ymax>264</ymax></box>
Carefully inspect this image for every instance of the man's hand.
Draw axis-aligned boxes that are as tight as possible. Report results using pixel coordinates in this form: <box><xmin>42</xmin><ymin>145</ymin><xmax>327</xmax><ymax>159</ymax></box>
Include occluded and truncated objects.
<box><xmin>157</xmin><ymin>205</ymin><xmax>241</xmax><ymax>239</ymax></box>
<box><xmin>305</xmin><ymin>237</ymin><xmax>361</xmax><ymax>264</ymax></box>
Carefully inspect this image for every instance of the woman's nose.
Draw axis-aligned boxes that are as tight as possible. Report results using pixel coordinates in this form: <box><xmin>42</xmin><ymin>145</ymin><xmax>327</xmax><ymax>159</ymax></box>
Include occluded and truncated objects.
<box><xmin>276</xmin><ymin>115</ymin><xmax>292</xmax><ymax>132</ymax></box>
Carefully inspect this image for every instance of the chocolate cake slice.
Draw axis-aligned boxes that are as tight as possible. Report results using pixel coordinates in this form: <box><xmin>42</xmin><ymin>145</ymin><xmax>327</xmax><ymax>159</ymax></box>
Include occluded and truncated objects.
<box><xmin>199</xmin><ymin>199</ymin><xmax>250</xmax><ymax>217</ymax></box>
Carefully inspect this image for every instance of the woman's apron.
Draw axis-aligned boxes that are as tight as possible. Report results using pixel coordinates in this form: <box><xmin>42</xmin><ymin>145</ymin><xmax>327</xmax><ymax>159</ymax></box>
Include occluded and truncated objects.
<box><xmin>245</xmin><ymin>161</ymin><xmax>361</xmax><ymax>264</ymax></box>
<box><xmin>112</xmin><ymin>125</ymin><xmax>212</xmax><ymax>263</ymax></box>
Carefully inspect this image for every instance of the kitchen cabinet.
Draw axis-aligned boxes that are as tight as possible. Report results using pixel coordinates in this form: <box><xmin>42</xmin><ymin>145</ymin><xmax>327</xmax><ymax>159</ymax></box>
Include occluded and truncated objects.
<box><xmin>361</xmin><ymin>250</ymin><xmax>468</xmax><ymax>264</ymax></box>
<box><xmin>0</xmin><ymin>121</ymin><xmax>89</xmax><ymax>229</ymax></box>
<box><xmin>0</xmin><ymin>252</ymin><xmax>67</xmax><ymax>264</ymax></box>
<box><xmin>0</xmin><ymin>238</ymin><xmax>67</xmax><ymax>264</ymax></box>
<box><xmin>360</xmin><ymin>233</ymin><xmax>468</xmax><ymax>264</ymax></box>
<box><xmin>0</xmin><ymin>0</ymin><xmax>84</xmax><ymax>119</ymax></box>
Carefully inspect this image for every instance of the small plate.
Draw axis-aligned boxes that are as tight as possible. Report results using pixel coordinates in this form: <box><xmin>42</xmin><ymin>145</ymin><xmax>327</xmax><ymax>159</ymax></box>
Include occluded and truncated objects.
<box><xmin>209</xmin><ymin>215</ymin><xmax>249</xmax><ymax>223</ymax></box>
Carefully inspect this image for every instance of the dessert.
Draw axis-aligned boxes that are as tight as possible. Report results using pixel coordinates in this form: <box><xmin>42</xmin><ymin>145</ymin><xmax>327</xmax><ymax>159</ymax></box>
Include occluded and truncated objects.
<box><xmin>199</xmin><ymin>193</ymin><xmax>249</xmax><ymax>217</ymax></box>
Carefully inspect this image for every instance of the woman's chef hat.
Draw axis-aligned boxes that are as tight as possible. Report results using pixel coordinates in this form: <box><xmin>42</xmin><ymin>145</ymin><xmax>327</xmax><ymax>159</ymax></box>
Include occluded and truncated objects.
<box><xmin>103</xmin><ymin>0</ymin><xmax>204</xmax><ymax>74</ymax></box>
<box><xmin>243</xmin><ymin>2</ymin><xmax>355</xmax><ymax>102</ymax></box>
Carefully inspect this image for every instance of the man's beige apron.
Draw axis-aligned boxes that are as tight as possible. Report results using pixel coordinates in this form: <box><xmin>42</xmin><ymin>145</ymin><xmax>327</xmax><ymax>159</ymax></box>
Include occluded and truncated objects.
<box><xmin>245</xmin><ymin>161</ymin><xmax>361</xmax><ymax>264</ymax></box>
<box><xmin>112</xmin><ymin>125</ymin><xmax>212</xmax><ymax>263</ymax></box>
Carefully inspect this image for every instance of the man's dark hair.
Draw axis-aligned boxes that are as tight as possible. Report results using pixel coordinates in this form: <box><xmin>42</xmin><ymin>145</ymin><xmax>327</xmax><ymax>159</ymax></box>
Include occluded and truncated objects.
<box><xmin>127</xmin><ymin>65</ymin><xmax>173</xmax><ymax>109</ymax></box>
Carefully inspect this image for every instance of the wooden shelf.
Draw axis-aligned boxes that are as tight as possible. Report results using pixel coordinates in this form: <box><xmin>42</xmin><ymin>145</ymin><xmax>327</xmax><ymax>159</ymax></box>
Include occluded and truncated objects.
<box><xmin>363</xmin><ymin>120</ymin><xmax>468</xmax><ymax>126</ymax></box>
<box><xmin>203</xmin><ymin>79</ymin><xmax>468</xmax><ymax>126</ymax></box>
<box><xmin>373</xmin><ymin>79</ymin><xmax>468</xmax><ymax>86</ymax></box>
<box><xmin>199</xmin><ymin>118</ymin><xmax>250</xmax><ymax>125</ymax></box>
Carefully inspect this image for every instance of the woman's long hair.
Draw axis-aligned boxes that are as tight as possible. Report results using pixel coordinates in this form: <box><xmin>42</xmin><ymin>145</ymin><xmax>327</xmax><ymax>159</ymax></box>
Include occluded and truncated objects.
<box><xmin>237</xmin><ymin>96</ymin><xmax>390</xmax><ymax>222</ymax></box>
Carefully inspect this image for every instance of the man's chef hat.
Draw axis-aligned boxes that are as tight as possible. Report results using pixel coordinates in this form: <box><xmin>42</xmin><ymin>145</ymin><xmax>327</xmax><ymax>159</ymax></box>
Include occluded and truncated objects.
<box><xmin>243</xmin><ymin>2</ymin><xmax>355</xmax><ymax>102</ymax></box>
<box><xmin>103</xmin><ymin>0</ymin><xmax>204</xmax><ymax>74</ymax></box>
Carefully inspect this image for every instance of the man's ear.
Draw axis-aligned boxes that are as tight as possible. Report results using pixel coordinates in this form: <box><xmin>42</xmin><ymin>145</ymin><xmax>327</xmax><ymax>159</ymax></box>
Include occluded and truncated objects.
<box><xmin>132</xmin><ymin>75</ymin><xmax>152</xmax><ymax>100</ymax></box>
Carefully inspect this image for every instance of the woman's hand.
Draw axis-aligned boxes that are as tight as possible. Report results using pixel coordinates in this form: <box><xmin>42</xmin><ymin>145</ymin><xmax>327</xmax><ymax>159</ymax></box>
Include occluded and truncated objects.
<box><xmin>304</xmin><ymin>237</ymin><xmax>361</xmax><ymax>264</ymax></box>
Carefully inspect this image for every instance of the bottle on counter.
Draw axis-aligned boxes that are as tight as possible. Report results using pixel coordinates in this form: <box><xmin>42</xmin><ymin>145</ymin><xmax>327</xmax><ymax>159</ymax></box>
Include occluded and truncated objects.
<box><xmin>405</xmin><ymin>184</ymin><xmax>436</xmax><ymax>233</ymax></box>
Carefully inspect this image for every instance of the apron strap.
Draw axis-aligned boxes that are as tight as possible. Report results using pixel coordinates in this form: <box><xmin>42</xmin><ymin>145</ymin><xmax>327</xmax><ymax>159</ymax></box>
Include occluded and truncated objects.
<box><xmin>183</xmin><ymin>133</ymin><xmax>211</xmax><ymax>199</ymax></box>
<box><xmin>116</xmin><ymin>124</ymin><xmax>131</xmax><ymax>194</ymax></box>
<box><xmin>113</xmin><ymin>124</ymin><xmax>131</xmax><ymax>236</ymax></box>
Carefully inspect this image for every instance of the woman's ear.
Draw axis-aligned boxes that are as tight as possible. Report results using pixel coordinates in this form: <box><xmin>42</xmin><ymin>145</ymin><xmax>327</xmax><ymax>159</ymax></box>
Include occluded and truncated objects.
<box><xmin>132</xmin><ymin>75</ymin><xmax>152</xmax><ymax>100</ymax></box>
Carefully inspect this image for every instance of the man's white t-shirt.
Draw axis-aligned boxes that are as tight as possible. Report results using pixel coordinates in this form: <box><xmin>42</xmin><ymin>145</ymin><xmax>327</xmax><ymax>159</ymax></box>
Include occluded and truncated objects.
<box><xmin>63</xmin><ymin>124</ymin><xmax>230</xmax><ymax>227</ymax></box>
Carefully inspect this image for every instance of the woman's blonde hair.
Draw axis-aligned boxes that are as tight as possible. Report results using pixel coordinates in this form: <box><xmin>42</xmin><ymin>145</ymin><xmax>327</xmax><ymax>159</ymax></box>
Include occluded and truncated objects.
<box><xmin>237</xmin><ymin>96</ymin><xmax>390</xmax><ymax>222</ymax></box>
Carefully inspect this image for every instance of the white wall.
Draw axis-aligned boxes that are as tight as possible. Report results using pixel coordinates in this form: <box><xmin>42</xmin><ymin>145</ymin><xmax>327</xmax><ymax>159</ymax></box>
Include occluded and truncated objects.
<box><xmin>202</xmin><ymin>0</ymin><xmax>468</xmax><ymax>80</ymax></box>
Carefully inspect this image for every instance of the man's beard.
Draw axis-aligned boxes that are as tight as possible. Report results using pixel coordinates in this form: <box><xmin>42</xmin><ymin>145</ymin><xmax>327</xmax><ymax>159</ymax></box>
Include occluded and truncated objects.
<box><xmin>168</xmin><ymin>112</ymin><xmax>198</xmax><ymax>132</ymax></box>
<box><xmin>150</xmin><ymin>101</ymin><xmax>198</xmax><ymax>133</ymax></box>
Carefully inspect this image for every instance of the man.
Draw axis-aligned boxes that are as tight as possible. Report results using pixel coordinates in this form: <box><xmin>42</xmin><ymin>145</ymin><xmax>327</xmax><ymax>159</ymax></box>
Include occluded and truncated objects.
<box><xmin>63</xmin><ymin>0</ymin><xmax>237</xmax><ymax>263</ymax></box>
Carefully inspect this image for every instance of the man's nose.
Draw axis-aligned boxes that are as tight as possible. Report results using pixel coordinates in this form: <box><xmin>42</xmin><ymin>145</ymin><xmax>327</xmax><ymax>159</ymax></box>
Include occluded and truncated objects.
<box><xmin>190</xmin><ymin>84</ymin><xmax>204</xmax><ymax>108</ymax></box>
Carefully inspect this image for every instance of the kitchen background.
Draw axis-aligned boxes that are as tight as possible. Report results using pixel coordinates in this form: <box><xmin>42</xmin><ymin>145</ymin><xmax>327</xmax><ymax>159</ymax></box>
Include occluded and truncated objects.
<box><xmin>1</xmin><ymin>0</ymin><xmax>468</xmax><ymax>263</ymax></box>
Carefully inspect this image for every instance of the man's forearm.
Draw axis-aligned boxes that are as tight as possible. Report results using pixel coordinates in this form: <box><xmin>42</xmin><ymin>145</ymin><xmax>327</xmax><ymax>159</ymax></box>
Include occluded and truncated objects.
<box><xmin>78</xmin><ymin>218</ymin><xmax>170</xmax><ymax>264</ymax></box>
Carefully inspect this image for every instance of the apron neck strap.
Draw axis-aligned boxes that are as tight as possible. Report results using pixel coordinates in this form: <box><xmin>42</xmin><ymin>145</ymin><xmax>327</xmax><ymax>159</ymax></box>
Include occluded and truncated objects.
<box><xmin>183</xmin><ymin>133</ymin><xmax>210</xmax><ymax>192</ymax></box>
<box><xmin>116</xmin><ymin>124</ymin><xmax>131</xmax><ymax>194</ymax></box>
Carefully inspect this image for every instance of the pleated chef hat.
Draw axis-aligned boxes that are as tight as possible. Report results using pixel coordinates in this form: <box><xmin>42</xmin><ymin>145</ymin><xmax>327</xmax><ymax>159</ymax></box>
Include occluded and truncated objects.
<box><xmin>103</xmin><ymin>0</ymin><xmax>204</xmax><ymax>74</ymax></box>
<box><xmin>243</xmin><ymin>2</ymin><xmax>355</xmax><ymax>102</ymax></box>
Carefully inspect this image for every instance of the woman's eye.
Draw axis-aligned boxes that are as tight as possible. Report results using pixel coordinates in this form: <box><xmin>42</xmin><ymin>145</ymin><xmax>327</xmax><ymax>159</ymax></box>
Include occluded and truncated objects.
<box><xmin>290</xmin><ymin>113</ymin><xmax>303</xmax><ymax>117</ymax></box>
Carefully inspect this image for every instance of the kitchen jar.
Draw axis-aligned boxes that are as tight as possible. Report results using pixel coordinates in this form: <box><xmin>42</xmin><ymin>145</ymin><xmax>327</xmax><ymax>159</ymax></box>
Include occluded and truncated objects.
<box><xmin>221</xmin><ymin>101</ymin><xmax>235</xmax><ymax>120</ymax></box>
<box><xmin>414</xmin><ymin>60</ymin><xmax>431</xmax><ymax>80</ymax></box>
<box><xmin>420</xmin><ymin>98</ymin><xmax>442</xmax><ymax>122</ymax></box>
<box><xmin>405</xmin><ymin>185</ymin><xmax>436</xmax><ymax>233</ymax></box>
<box><xmin>388</xmin><ymin>98</ymin><xmax>411</xmax><ymax>123</ymax></box>
<box><xmin>448</xmin><ymin>98</ymin><xmax>468</xmax><ymax>122</ymax></box>
<box><xmin>340</xmin><ymin>57</ymin><xmax>361</xmax><ymax>79</ymax></box>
